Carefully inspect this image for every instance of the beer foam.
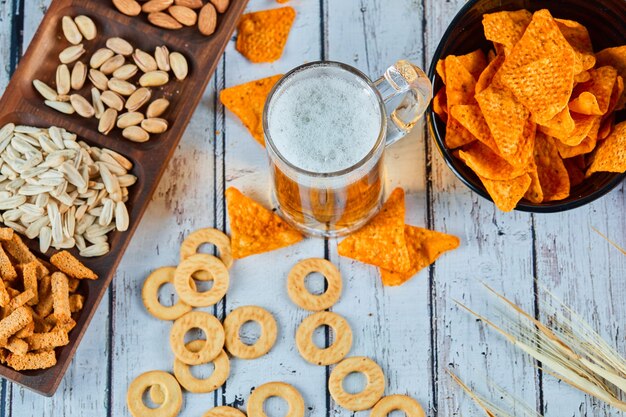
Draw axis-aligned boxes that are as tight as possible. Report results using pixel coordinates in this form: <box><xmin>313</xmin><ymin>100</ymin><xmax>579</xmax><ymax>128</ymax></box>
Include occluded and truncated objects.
<box><xmin>268</xmin><ymin>66</ymin><xmax>382</xmax><ymax>173</ymax></box>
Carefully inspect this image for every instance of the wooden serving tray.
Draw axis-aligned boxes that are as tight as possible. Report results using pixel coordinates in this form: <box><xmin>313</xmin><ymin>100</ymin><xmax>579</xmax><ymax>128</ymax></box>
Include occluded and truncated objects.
<box><xmin>0</xmin><ymin>0</ymin><xmax>248</xmax><ymax>396</ymax></box>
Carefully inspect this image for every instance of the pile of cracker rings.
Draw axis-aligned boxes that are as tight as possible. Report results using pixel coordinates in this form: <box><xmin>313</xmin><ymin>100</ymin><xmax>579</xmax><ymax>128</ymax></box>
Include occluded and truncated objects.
<box><xmin>128</xmin><ymin>186</ymin><xmax>448</xmax><ymax>417</ymax></box>
<box><xmin>434</xmin><ymin>9</ymin><xmax>626</xmax><ymax>211</ymax></box>
<box><xmin>0</xmin><ymin>228</ymin><xmax>97</xmax><ymax>371</ymax></box>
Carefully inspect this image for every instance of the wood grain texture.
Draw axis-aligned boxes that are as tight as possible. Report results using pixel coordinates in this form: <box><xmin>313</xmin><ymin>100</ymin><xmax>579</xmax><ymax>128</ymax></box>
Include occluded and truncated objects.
<box><xmin>3</xmin><ymin>0</ymin><xmax>626</xmax><ymax>415</ymax></box>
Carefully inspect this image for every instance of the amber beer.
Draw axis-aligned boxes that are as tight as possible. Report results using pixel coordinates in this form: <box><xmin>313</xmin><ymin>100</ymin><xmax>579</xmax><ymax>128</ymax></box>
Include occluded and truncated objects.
<box><xmin>264</xmin><ymin>61</ymin><xmax>432</xmax><ymax>237</ymax></box>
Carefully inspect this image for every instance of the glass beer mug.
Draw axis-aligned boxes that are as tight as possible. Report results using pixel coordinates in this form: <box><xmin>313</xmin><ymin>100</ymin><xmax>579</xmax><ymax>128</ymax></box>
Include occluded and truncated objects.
<box><xmin>263</xmin><ymin>60</ymin><xmax>432</xmax><ymax>237</ymax></box>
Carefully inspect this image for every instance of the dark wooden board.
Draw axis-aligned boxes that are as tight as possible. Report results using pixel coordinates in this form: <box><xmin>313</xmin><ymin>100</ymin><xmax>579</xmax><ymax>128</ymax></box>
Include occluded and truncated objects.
<box><xmin>0</xmin><ymin>0</ymin><xmax>248</xmax><ymax>396</ymax></box>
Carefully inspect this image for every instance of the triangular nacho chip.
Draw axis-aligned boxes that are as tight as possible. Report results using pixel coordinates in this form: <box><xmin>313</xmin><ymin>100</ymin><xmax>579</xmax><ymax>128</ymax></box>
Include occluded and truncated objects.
<box><xmin>456</xmin><ymin>49</ymin><xmax>488</xmax><ymax>81</ymax></box>
<box><xmin>587</xmin><ymin>121</ymin><xmax>626</xmax><ymax>176</ymax></box>
<box><xmin>479</xmin><ymin>173</ymin><xmax>532</xmax><ymax>212</ymax></box>
<box><xmin>444</xmin><ymin>55</ymin><xmax>478</xmax><ymax>106</ymax></box>
<box><xmin>457</xmin><ymin>141</ymin><xmax>526</xmax><ymax>181</ymax></box>
<box><xmin>482</xmin><ymin>10</ymin><xmax>532</xmax><ymax>55</ymax></box>
<box><xmin>524</xmin><ymin>161</ymin><xmax>543</xmax><ymax>203</ymax></box>
<box><xmin>380</xmin><ymin>226</ymin><xmax>460</xmax><ymax>287</ymax></box>
<box><xmin>433</xmin><ymin>87</ymin><xmax>448</xmax><ymax>123</ymax></box>
<box><xmin>445</xmin><ymin>115</ymin><xmax>476</xmax><ymax>149</ymax></box>
<box><xmin>476</xmin><ymin>55</ymin><xmax>504</xmax><ymax>95</ymax></box>
<box><xmin>236</xmin><ymin>7</ymin><xmax>296</xmax><ymax>63</ymax></box>
<box><xmin>225</xmin><ymin>187</ymin><xmax>303</xmax><ymax>259</ymax></box>
<box><xmin>536</xmin><ymin>106</ymin><xmax>575</xmax><ymax>141</ymax></box>
<box><xmin>569</xmin><ymin>66</ymin><xmax>618</xmax><ymax>116</ymax></box>
<box><xmin>596</xmin><ymin>46</ymin><xmax>626</xmax><ymax>110</ymax></box>
<box><xmin>450</xmin><ymin>104</ymin><xmax>499</xmax><ymax>153</ymax></box>
<box><xmin>534</xmin><ymin>132</ymin><xmax>570</xmax><ymax>201</ymax></box>
<box><xmin>556</xmin><ymin>18</ymin><xmax>596</xmax><ymax>73</ymax></box>
<box><xmin>338</xmin><ymin>188</ymin><xmax>411</xmax><ymax>273</ymax></box>
<box><xmin>220</xmin><ymin>74</ymin><xmax>283</xmax><ymax>146</ymax></box>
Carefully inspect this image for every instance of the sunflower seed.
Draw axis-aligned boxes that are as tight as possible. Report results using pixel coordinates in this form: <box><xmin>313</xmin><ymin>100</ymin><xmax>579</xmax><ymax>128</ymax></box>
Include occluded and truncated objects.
<box><xmin>25</xmin><ymin>215</ymin><xmax>50</xmax><ymax>239</ymax></box>
<box><xmin>108</xmin><ymin>78</ymin><xmax>136</xmax><ymax>96</ymax></box>
<box><xmin>71</xmin><ymin>61</ymin><xmax>87</xmax><ymax>90</ymax></box>
<box><xmin>89</xmin><ymin>69</ymin><xmax>109</xmax><ymax>91</ymax></box>
<box><xmin>35</xmin><ymin>193</ymin><xmax>49</xmax><ymax>208</ymax></box>
<box><xmin>125</xmin><ymin>87</ymin><xmax>151</xmax><ymax>112</ymax></box>
<box><xmin>80</xmin><ymin>242</ymin><xmax>109</xmax><ymax>257</ymax></box>
<box><xmin>99</xmin><ymin>198</ymin><xmax>114</xmax><ymax>226</ymax></box>
<box><xmin>114</xmin><ymin>201</ymin><xmax>129</xmax><ymax>231</ymax></box>
<box><xmin>100</xmin><ymin>90</ymin><xmax>125</xmax><ymax>111</ymax></box>
<box><xmin>56</xmin><ymin>64</ymin><xmax>71</xmax><ymax>95</ymax></box>
<box><xmin>33</xmin><ymin>80</ymin><xmax>59</xmax><ymax>101</ymax></box>
<box><xmin>39</xmin><ymin>226</ymin><xmax>52</xmax><ymax>253</ymax></box>
<box><xmin>141</xmin><ymin>118</ymin><xmax>168</xmax><ymax>134</ymax></box>
<box><xmin>45</xmin><ymin>100</ymin><xmax>75</xmax><ymax>114</ymax></box>
<box><xmin>112</xmin><ymin>64</ymin><xmax>138</xmax><ymax>80</ymax></box>
<box><xmin>117</xmin><ymin>174</ymin><xmax>137</xmax><ymax>187</ymax></box>
<box><xmin>59</xmin><ymin>44</ymin><xmax>85</xmax><ymax>64</ymax></box>
<box><xmin>155</xmin><ymin>45</ymin><xmax>170</xmax><ymax>71</ymax></box>
<box><xmin>106</xmin><ymin>37</ymin><xmax>134</xmax><ymax>56</ymax></box>
<box><xmin>4</xmin><ymin>221</ymin><xmax>26</xmax><ymax>234</ymax></box>
<box><xmin>74</xmin><ymin>15</ymin><xmax>97</xmax><ymax>40</ymax></box>
<box><xmin>133</xmin><ymin>49</ymin><xmax>158</xmax><ymax>73</ymax></box>
<box><xmin>169</xmin><ymin>52</ymin><xmax>188</xmax><ymax>80</ymax></box>
<box><xmin>62</xmin><ymin>16</ymin><xmax>83</xmax><ymax>44</ymax></box>
<box><xmin>117</xmin><ymin>112</ymin><xmax>144</xmax><ymax>128</ymax></box>
<box><xmin>90</xmin><ymin>48</ymin><xmax>115</xmax><ymax>69</ymax></box>
<box><xmin>0</xmin><ymin>195</ymin><xmax>27</xmax><ymax>210</ymax></box>
<box><xmin>60</xmin><ymin>160</ymin><xmax>87</xmax><ymax>191</ymax></box>
<box><xmin>102</xmin><ymin>148</ymin><xmax>133</xmax><ymax>170</ymax></box>
<box><xmin>100</xmin><ymin>54</ymin><xmax>126</xmax><ymax>75</ymax></box>
<box><xmin>70</xmin><ymin>94</ymin><xmax>96</xmax><ymax>118</ymax></box>
<box><xmin>98</xmin><ymin>108</ymin><xmax>118</xmax><ymax>135</ymax></box>
<box><xmin>139</xmin><ymin>70</ymin><xmax>169</xmax><ymax>87</ymax></box>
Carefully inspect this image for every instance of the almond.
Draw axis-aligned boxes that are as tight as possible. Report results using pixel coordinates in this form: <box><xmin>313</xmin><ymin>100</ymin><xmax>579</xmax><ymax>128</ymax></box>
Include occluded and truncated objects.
<box><xmin>147</xmin><ymin>12</ymin><xmax>183</xmax><ymax>30</ymax></box>
<box><xmin>100</xmin><ymin>91</ymin><xmax>126</xmax><ymax>111</ymax></box>
<box><xmin>74</xmin><ymin>15</ymin><xmax>97</xmax><ymax>40</ymax></box>
<box><xmin>122</xmin><ymin>126</ymin><xmax>150</xmax><ymax>143</ymax></box>
<box><xmin>146</xmin><ymin>98</ymin><xmax>170</xmax><ymax>118</ymax></box>
<box><xmin>168</xmin><ymin>5</ymin><xmax>197</xmax><ymax>26</ymax></box>
<box><xmin>210</xmin><ymin>0</ymin><xmax>229</xmax><ymax>13</ymax></box>
<box><xmin>142</xmin><ymin>0</ymin><xmax>174</xmax><ymax>13</ymax></box>
<box><xmin>71</xmin><ymin>61</ymin><xmax>87</xmax><ymax>90</ymax></box>
<box><xmin>113</xmin><ymin>0</ymin><xmax>142</xmax><ymax>16</ymax></box>
<box><xmin>56</xmin><ymin>64</ymin><xmax>71</xmax><ymax>95</ymax></box>
<box><xmin>198</xmin><ymin>3</ymin><xmax>217</xmax><ymax>36</ymax></box>
<box><xmin>175</xmin><ymin>0</ymin><xmax>202</xmax><ymax>9</ymax></box>
<box><xmin>62</xmin><ymin>16</ymin><xmax>83</xmax><ymax>45</ymax></box>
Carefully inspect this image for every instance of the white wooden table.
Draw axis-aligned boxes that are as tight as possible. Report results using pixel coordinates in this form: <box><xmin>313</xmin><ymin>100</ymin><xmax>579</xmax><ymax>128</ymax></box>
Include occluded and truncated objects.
<box><xmin>1</xmin><ymin>0</ymin><xmax>625</xmax><ymax>416</ymax></box>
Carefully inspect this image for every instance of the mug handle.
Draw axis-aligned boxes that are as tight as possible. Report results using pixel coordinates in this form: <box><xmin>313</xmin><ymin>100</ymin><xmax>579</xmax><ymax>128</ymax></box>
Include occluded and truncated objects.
<box><xmin>373</xmin><ymin>60</ymin><xmax>433</xmax><ymax>146</ymax></box>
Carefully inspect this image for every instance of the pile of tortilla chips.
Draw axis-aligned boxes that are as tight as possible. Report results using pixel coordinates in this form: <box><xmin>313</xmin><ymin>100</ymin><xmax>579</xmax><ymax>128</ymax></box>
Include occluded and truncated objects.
<box><xmin>434</xmin><ymin>9</ymin><xmax>626</xmax><ymax>211</ymax></box>
<box><xmin>338</xmin><ymin>188</ymin><xmax>460</xmax><ymax>286</ymax></box>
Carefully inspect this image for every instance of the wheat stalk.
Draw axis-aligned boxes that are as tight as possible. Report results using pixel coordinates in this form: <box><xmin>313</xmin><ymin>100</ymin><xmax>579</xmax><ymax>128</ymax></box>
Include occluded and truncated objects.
<box><xmin>455</xmin><ymin>283</ymin><xmax>626</xmax><ymax>412</ymax></box>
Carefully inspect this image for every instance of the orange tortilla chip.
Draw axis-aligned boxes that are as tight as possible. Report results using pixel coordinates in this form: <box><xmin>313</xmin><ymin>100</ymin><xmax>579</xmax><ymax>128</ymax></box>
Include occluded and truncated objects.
<box><xmin>380</xmin><ymin>226</ymin><xmax>460</xmax><ymax>287</ymax></box>
<box><xmin>475</xmin><ymin>84</ymin><xmax>531</xmax><ymax>165</ymax></box>
<box><xmin>607</xmin><ymin>75</ymin><xmax>624</xmax><ymax>114</ymax></box>
<box><xmin>436</xmin><ymin>59</ymin><xmax>447</xmax><ymax>85</ymax></box>
<box><xmin>456</xmin><ymin>49</ymin><xmax>488</xmax><ymax>81</ymax></box>
<box><xmin>556</xmin><ymin>135</ymin><xmax>597</xmax><ymax>159</ymax></box>
<box><xmin>497</xmin><ymin>10</ymin><xmax>575</xmax><ymax>122</ymax></box>
<box><xmin>536</xmin><ymin>107</ymin><xmax>575</xmax><ymax>141</ymax></box>
<box><xmin>433</xmin><ymin>87</ymin><xmax>448</xmax><ymax>123</ymax></box>
<box><xmin>445</xmin><ymin>115</ymin><xmax>475</xmax><ymax>149</ymax></box>
<box><xmin>458</xmin><ymin>141</ymin><xmax>526</xmax><ymax>181</ymax></box>
<box><xmin>220</xmin><ymin>74</ymin><xmax>283</xmax><ymax>146</ymax></box>
<box><xmin>482</xmin><ymin>10</ymin><xmax>532</xmax><ymax>55</ymax></box>
<box><xmin>524</xmin><ymin>162</ymin><xmax>543</xmax><ymax>203</ymax></box>
<box><xmin>598</xmin><ymin>114</ymin><xmax>615</xmax><ymax>140</ymax></box>
<box><xmin>225</xmin><ymin>187</ymin><xmax>303</xmax><ymax>259</ymax></box>
<box><xmin>587</xmin><ymin>121</ymin><xmax>626</xmax><ymax>176</ymax></box>
<box><xmin>444</xmin><ymin>55</ymin><xmax>477</xmax><ymax>106</ymax></box>
<box><xmin>236</xmin><ymin>7</ymin><xmax>296</xmax><ymax>63</ymax></box>
<box><xmin>476</xmin><ymin>54</ymin><xmax>504</xmax><ymax>95</ymax></box>
<box><xmin>338</xmin><ymin>188</ymin><xmax>411</xmax><ymax>273</ymax></box>
<box><xmin>596</xmin><ymin>46</ymin><xmax>626</xmax><ymax>109</ymax></box>
<box><xmin>569</xmin><ymin>66</ymin><xmax>618</xmax><ymax>116</ymax></box>
<box><xmin>574</xmin><ymin>71</ymin><xmax>592</xmax><ymax>84</ymax></box>
<box><xmin>450</xmin><ymin>104</ymin><xmax>499</xmax><ymax>152</ymax></box>
<box><xmin>479</xmin><ymin>173</ymin><xmax>532</xmax><ymax>212</ymax></box>
<box><xmin>556</xmin><ymin>18</ymin><xmax>596</xmax><ymax>73</ymax></box>
<box><xmin>556</xmin><ymin>113</ymin><xmax>601</xmax><ymax>147</ymax></box>
<box><xmin>534</xmin><ymin>132</ymin><xmax>570</xmax><ymax>201</ymax></box>
<box><xmin>563</xmin><ymin>156</ymin><xmax>586</xmax><ymax>187</ymax></box>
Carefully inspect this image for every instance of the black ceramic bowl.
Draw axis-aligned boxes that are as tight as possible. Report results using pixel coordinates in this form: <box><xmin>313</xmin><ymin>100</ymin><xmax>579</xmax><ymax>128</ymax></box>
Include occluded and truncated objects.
<box><xmin>427</xmin><ymin>0</ymin><xmax>626</xmax><ymax>213</ymax></box>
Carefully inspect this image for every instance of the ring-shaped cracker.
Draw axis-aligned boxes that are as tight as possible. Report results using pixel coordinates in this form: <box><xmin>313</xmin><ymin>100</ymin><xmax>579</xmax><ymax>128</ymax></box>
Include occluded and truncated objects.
<box><xmin>223</xmin><ymin>306</ymin><xmax>277</xmax><ymax>359</ymax></box>
<box><xmin>142</xmin><ymin>267</ymin><xmax>195</xmax><ymax>320</ymax></box>
<box><xmin>170</xmin><ymin>311</ymin><xmax>225</xmax><ymax>365</ymax></box>
<box><xmin>126</xmin><ymin>370</ymin><xmax>182</xmax><ymax>417</ymax></box>
<box><xmin>287</xmin><ymin>258</ymin><xmax>342</xmax><ymax>311</ymax></box>
<box><xmin>247</xmin><ymin>381</ymin><xmax>305</xmax><ymax>417</ymax></box>
<box><xmin>181</xmin><ymin>228</ymin><xmax>233</xmax><ymax>269</ymax></box>
<box><xmin>328</xmin><ymin>356</ymin><xmax>385</xmax><ymax>411</ymax></box>
<box><xmin>296</xmin><ymin>311</ymin><xmax>352</xmax><ymax>366</ymax></box>
<box><xmin>202</xmin><ymin>406</ymin><xmax>247</xmax><ymax>417</ymax></box>
<box><xmin>174</xmin><ymin>254</ymin><xmax>230</xmax><ymax>307</ymax></box>
<box><xmin>370</xmin><ymin>395</ymin><xmax>426</xmax><ymax>417</ymax></box>
<box><xmin>173</xmin><ymin>340</ymin><xmax>230</xmax><ymax>393</ymax></box>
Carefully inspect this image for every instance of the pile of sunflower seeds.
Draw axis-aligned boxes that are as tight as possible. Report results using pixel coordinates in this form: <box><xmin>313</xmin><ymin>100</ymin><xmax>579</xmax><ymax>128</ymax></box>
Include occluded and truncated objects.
<box><xmin>0</xmin><ymin>123</ymin><xmax>136</xmax><ymax>257</ymax></box>
<box><xmin>32</xmin><ymin>15</ymin><xmax>189</xmax><ymax>143</ymax></box>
